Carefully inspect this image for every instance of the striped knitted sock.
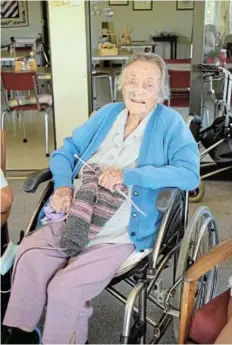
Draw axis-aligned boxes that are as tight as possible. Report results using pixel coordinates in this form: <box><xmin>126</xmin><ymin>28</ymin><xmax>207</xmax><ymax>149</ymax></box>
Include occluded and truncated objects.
<box><xmin>89</xmin><ymin>185</ymin><xmax>128</xmax><ymax>239</ymax></box>
<box><xmin>60</xmin><ymin>164</ymin><xmax>128</xmax><ymax>257</ymax></box>
<box><xmin>60</xmin><ymin>181</ymin><xmax>98</xmax><ymax>257</ymax></box>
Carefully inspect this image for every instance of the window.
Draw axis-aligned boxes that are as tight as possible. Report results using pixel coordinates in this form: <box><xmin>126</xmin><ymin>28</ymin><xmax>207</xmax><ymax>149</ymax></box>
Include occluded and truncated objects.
<box><xmin>204</xmin><ymin>0</ymin><xmax>220</xmax><ymax>32</ymax></box>
<box><xmin>205</xmin><ymin>0</ymin><xmax>215</xmax><ymax>26</ymax></box>
<box><xmin>229</xmin><ymin>0</ymin><xmax>232</xmax><ymax>33</ymax></box>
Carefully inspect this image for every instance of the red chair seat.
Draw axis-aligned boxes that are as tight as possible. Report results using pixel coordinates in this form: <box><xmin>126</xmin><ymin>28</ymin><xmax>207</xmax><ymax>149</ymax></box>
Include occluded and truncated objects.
<box><xmin>170</xmin><ymin>98</ymin><xmax>189</xmax><ymax>107</ymax></box>
<box><xmin>171</xmin><ymin>91</ymin><xmax>189</xmax><ymax>98</ymax></box>
<box><xmin>10</xmin><ymin>103</ymin><xmax>50</xmax><ymax>111</ymax></box>
<box><xmin>170</xmin><ymin>92</ymin><xmax>190</xmax><ymax>107</ymax></box>
<box><xmin>189</xmin><ymin>289</ymin><xmax>230</xmax><ymax>344</ymax></box>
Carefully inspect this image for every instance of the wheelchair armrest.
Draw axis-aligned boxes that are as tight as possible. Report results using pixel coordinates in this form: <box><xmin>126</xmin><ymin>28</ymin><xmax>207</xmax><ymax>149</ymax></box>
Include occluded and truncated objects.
<box><xmin>23</xmin><ymin>168</ymin><xmax>52</xmax><ymax>193</ymax></box>
<box><xmin>156</xmin><ymin>188</ymin><xmax>181</xmax><ymax>213</ymax></box>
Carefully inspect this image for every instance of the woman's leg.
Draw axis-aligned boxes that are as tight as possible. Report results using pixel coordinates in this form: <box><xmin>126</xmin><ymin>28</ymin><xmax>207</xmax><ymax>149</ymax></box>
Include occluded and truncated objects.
<box><xmin>3</xmin><ymin>222</ymin><xmax>68</xmax><ymax>331</ymax></box>
<box><xmin>43</xmin><ymin>243</ymin><xmax>135</xmax><ymax>344</ymax></box>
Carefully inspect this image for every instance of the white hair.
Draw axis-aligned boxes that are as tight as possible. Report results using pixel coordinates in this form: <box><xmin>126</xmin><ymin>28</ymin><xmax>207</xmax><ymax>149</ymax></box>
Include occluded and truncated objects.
<box><xmin>117</xmin><ymin>53</ymin><xmax>170</xmax><ymax>102</ymax></box>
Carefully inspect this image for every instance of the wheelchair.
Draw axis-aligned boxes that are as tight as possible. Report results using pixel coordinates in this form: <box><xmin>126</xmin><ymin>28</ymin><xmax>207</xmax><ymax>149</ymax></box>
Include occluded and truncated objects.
<box><xmin>187</xmin><ymin>64</ymin><xmax>232</xmax><ymax>203</ymax></box>
<box><xmin>0</xmin><ymin>167</ymin><xmax>219</xmax><ymax>344</ymax></box>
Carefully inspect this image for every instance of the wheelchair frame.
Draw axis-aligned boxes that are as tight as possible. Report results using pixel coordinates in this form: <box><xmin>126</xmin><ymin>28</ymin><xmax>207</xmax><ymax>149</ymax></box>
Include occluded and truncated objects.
<box><xmin>187</xmin><ymin>65</ymin><xmax>232</xmax><ymax>181</ymax></box>
<box><xmin>19</xmin><ymin>170</ymin><xmax>219</xmax><ymax>344</ymax></box>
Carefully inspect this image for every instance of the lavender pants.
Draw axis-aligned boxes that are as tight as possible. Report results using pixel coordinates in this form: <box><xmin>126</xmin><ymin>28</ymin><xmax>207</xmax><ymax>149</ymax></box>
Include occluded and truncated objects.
<box><xmin>3</xmin><ymin>222</ymin><xmax>134</xmax><ymax>344</ymax></box>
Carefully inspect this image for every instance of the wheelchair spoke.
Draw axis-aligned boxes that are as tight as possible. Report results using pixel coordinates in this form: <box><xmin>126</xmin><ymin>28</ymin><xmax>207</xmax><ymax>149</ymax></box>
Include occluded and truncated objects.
<box><xmin>172</xmin><ymin>206</ymin><xmax>219</xmax><ymax>341</ymax></box>
<box><xmin>195</xmin><ymin>278</ymin><xmax>206</xmax><ymax>310</ymax></box>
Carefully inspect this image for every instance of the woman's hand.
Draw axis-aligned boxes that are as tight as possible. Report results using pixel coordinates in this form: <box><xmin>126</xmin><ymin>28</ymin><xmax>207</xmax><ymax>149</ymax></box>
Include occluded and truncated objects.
<box><xmin>1</xmin><ymin>185</ymin><xmax>13</xmax><ymax>214</ymax></box>
<box><xmin>98</xmin><ymin>168</ymin><xmax>123</xmax><ymax>192</ymax></box>
<box><xmin>50</xmin><ymin>187</ymin><xmax>73</xmax><ymax>214</ymax></box>
<box><xmin>1</xmin><ymin>185</ymin><xmax>14</xmax><ymax>226</ymax></box>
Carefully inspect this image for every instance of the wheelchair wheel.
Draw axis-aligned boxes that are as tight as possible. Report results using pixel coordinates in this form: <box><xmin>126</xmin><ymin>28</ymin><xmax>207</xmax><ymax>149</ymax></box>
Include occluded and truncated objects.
<box><xmin>172</xmin><ymin>206</ymin><xmax>219</xmax><ymax>340</ymax></box>
<box><xmin>189</xmin><ymin>181</ymin><xmax>205</xmax><ymax>203</ymax></box>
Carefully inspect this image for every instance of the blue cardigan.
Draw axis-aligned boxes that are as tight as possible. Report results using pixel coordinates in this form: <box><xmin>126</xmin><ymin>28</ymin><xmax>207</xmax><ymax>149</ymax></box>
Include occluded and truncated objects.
<box><xmin>50</xmin><ymin>102</ymin><xmax>200</xmax><ymax>251</ymax></box>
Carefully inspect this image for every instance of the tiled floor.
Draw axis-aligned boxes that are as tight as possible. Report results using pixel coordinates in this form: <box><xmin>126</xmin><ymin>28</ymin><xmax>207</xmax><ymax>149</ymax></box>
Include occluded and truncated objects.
<box><xmin>1</xmin><ymin>84</ymin><xmax>55</xmax><ymax>171</ymax></box>
<box><xmin>4</xmin><ymin>110</ymin><xmax>55</xmax><ymax>170</ymax></box>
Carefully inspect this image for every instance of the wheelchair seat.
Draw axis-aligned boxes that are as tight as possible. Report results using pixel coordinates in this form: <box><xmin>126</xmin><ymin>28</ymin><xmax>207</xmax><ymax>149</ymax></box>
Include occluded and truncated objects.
<box><xmin>115</xmin><ymin>248</ymin><xmax>152</xmax><ymax>277</ymax></box>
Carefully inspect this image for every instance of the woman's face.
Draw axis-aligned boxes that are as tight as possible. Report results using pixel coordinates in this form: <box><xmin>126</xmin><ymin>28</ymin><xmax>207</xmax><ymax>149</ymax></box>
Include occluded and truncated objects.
<box><xmin>122</xmin><ymin>60</ymin><xmax>162</xmax><ymax>116</ymax></box>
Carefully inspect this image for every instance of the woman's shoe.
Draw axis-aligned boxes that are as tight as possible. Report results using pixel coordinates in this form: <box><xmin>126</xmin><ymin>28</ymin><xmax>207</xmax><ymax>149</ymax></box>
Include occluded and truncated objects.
<box><xmin>4</xmin><ymin>327</ymin><xmax>41</xmax><ymax>344</ymax></box>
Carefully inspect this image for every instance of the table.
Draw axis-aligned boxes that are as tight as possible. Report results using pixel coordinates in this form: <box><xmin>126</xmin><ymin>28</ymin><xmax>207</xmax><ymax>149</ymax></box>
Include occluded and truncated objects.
<box><xmin>1</xmin><ymin>67</ymin><xmax>52</xmax><ymax>80</ymax></box>
<box><xmin>92</xmin><ymin>50</ymin><xmax>191</xmax><ymax>71</ymax></box>
<box><xmin>151</xmin><ymin>36</ymin><xmax>177</xmax><ymax>60</ymax></box>
<box><xmin>1</xmin><ymin>49</ymin><xmax>31</xmax><ymax>63</ymax></box>
<box><xmin>92</xmin><ymin>49</ymin><xmax>131</xmax><ymax>63</ymax></box>
<box><xmin>121</xmin><ymin>41</ymin><xmax>156</xmax><ymax>53</ymax></box>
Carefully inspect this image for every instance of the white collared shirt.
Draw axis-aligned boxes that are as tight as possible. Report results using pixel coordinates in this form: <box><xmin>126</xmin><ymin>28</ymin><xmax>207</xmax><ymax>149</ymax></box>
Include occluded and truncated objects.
<box><xmin>73</xmin><ymin>108</ymin><xmax>152</xmax><ymax>246</ymax></box>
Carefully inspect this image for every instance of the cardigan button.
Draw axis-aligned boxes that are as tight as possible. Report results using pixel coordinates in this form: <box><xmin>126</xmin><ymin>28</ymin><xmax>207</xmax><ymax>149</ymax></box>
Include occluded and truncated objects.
<box><xmin>133</xmin><ymin>191</ymin><xmax>138</xmax><ymax>196</ymax></box>
<box><xmin>130</xmin><ymin>232</ymin><xmax>136</xmax><ymax>236</ymax></box>
<box><xmin>132</xmin><ymin>212</ymin><xmax>137</xmax><ymax>218</ymax></box>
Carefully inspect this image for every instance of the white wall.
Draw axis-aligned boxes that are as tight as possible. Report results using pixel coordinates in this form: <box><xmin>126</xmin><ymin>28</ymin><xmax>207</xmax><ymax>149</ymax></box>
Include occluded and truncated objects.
<box><xmin>1</xmin><ymin>1</ymin><xmax>42</xmax><ymax>46</ymax></box>
<box><xmin>48</xmin><ymin>1</ymin><xmax>90</xmax><ymax>147</ymax></box>
<box><xmin>90</xmin><ymin>0</ymin><xmax>194</xmax><ymax>58</ymax></box>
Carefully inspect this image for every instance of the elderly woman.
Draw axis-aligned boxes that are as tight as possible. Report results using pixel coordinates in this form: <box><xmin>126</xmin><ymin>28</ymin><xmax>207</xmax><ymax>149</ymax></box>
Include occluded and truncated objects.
<box><xmin>3</xmin><ymin>53</ymin><xmax>199</xmax><ymax>344</ymax></box>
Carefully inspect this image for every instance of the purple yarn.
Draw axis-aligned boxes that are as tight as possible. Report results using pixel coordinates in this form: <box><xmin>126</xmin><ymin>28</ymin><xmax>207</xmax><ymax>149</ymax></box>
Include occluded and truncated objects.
<box><xmin>41</xmin><ymin>199</ymin><xmax>67</xmax><ymax>224</ymax></box>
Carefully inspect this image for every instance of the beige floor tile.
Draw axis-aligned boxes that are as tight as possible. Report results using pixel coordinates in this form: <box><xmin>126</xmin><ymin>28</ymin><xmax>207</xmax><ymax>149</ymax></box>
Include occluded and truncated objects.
<box><xmin>4</xmin><ymin>111</ymin><xmax>55</xmax><ymax>170</ymax></box>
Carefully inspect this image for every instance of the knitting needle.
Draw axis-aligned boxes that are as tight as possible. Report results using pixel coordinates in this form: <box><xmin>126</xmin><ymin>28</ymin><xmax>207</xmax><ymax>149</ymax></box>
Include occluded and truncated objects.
<box><xmin>74</xmin><ymin>154</ymin><xmax>97</xmax><ymax>173</ymax></box>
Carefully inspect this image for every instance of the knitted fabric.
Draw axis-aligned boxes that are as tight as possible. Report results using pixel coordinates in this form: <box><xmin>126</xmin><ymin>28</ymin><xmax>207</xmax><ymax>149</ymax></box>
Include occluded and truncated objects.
<box><xmin>60</xmin><ymin>164</ymin><xmax>128</xmax><ymax>257</ymax></box>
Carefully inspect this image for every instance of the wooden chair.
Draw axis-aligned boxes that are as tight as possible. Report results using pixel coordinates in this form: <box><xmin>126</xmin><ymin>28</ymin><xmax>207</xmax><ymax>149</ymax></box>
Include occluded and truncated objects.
<box><xmin>178</xmin><ymin>236</ymin><xmax>232</xmax><ymax>344</ymax></box>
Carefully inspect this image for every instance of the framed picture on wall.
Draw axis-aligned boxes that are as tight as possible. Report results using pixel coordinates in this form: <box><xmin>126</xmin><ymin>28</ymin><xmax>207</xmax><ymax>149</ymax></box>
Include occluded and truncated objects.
<box><xmin>176</xmin><ymin>1</ymin><xmax>194</xmax><ymax>10</ymax></box>
<box><xmin>133</xmin><ymin>1</ymin><xmax>153</xmax><ymax>11</ymax></box>
<box><xmin>1</xmin><ymin>0</ymin><xmax>29</xmax><ymax>27</ymax></box>
<box><xmin>108</xmin><ymin>1</ymin><xmax>129</xmax><ymax>5</ymax></box>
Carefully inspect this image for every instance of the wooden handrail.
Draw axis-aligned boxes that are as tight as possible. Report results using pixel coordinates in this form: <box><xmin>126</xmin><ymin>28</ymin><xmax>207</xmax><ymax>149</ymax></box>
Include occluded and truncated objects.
<box><xmin>178</xmin><ymin>237</ymin><xmax>232</xmax><ymax>344</ymax></box>
<box><xmin>185</xmin><ymin>237</ymin><xmax>232</xmax><ymax>282</ymax></box>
